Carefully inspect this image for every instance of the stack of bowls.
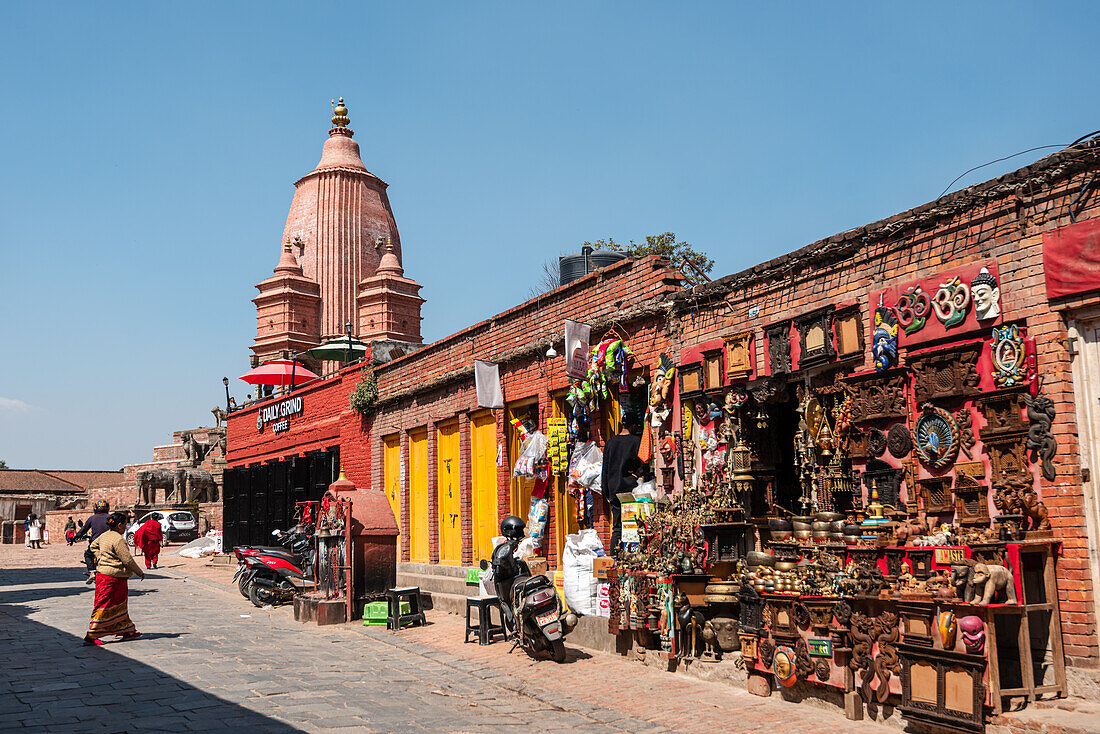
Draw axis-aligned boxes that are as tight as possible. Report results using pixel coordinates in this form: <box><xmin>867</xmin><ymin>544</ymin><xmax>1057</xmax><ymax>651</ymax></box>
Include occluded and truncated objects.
<box><xmin>767</xmin><ymin>517</ymin><xmax>792</xmax><ymax>541</ymax></box>
<box><xmin>792</xmin><ymin>516</ymin><xmax>813</xmax><ymax>542</ymax></box>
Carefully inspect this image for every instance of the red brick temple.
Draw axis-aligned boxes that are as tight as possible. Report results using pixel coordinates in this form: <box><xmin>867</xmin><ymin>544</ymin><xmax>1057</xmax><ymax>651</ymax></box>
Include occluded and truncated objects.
<box><xmin>251</xmin><ymin>98</ymin><xmax>424</xmax><ymax>368</ymax></box>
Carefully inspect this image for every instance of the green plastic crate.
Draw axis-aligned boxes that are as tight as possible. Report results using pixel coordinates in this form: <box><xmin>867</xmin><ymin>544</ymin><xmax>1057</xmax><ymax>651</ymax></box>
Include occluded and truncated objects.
<box><xmin>362</xmin><ymin>600</ymin><xmax>411</xmax><ymax>626</ymax></box>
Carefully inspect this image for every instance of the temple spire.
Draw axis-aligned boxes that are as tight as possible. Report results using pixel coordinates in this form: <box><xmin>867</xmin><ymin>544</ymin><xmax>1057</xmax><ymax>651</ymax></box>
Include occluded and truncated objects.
<box><xmin>330</xmin><ymin>97</ymin><xmax>350</xmax><ymax>131</ymax></box>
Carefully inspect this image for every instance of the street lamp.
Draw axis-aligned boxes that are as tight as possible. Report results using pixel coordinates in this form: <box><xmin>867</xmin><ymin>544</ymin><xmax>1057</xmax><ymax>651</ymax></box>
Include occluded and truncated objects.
<box><xmin>222</xmin><ymin>377</ymin><xmax>230</xmax><ymax>412</ymax></box>
<box><xmin>290</xmin><ymin>352</ymin><xmax>298</xmax><ymax>392</ymax></box>
<box><xmin>345</xmin><ymin>320</ymin><xmax>353</xmax><ymax>364</ymax></box>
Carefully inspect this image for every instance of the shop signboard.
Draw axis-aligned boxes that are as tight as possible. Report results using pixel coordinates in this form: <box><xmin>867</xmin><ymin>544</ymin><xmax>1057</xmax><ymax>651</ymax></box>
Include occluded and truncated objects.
<box><xmin>256</xmin><ymin>396</ymin><xmax>303</xmax><ymax>433</ymax></box>
<box><xmin>564</xmin><ymin>319</ymin><xmax>591</xmax><ymax>379</ymax></box>
<box><xmin>868</xmin><ymin>261</ymin><xmax>1002</xmax><ymax>346</ymax></box>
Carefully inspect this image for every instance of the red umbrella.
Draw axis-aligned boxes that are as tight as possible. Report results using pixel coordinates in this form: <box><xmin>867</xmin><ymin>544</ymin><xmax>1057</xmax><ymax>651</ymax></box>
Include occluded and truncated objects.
<box><xmin>239</xmin><ymin>359</ymin><xmax>320</xmax><ymax>386</ymax></box>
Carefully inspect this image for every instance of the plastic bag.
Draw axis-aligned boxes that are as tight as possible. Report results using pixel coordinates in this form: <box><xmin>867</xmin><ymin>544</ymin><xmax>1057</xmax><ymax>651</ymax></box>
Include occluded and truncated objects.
<box><xmin>515</xmin><ymin>536</ymin><xmax>539</xmax><ymax>560</ymax></box>
<box><xmin>566</xmin><ymin>441</ymin><xmax>603</xmax><ymax>490</ymax></box>
<box><xmin>526</xmin><ymin>497</ymin><xmax>549</xmax><ymax>547</ymax></box>
<box><xmin>562</xmin><ymin>529</ymin><xmax>604</xmax><ymax>616</ymax></box>
<box><xmin>512</xmin><ymin>431</ymin><xmax>548</xmax><ymax>478</ymax></box>
<box><xmin>634</xmin><ymin>479</ymin><xmax>658</xmax><ymax>501</ymax></box>
<box><xmin>478</xmin><ymin>567</ymin><xmax>495</xmax><ymax>597</ymax></box>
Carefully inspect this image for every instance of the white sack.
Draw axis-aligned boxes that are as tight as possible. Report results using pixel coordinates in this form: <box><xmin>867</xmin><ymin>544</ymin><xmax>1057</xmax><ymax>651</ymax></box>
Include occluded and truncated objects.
<box><xmin>562</xmin><ymin>529</ymin><xmax>604</xmax><ymax>616</ymax></box>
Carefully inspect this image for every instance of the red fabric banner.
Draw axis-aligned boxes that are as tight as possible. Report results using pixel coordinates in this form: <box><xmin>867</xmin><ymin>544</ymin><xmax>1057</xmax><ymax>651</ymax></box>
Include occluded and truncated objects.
<box><xmin>1044</xmin><ymin>218</ymin><xmax>1100</xmax><ymax>300</ymax></box>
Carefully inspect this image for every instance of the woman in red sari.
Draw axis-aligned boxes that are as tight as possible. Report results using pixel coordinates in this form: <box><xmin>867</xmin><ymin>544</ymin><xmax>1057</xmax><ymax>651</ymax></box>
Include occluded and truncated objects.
<box><xmin>134</xmin><ymin>514</ymin><xmax>164</xmax><ymax>569</ymax></box>
<box><xmin>84</xmin><ymin>513</ymin><xmax>145</xmax><ymax>646</ymax></box>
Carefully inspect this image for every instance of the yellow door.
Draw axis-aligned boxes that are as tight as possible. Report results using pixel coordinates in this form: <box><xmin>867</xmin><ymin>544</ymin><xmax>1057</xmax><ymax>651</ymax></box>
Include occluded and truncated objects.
<box><xmin>508</xmin><ymin>401</ymin><xmax>539</xmax><ymax>518</ymax></box>
<box><xmin>436</xmin><ymin>421</ymin><xmax>461</xmax><ymax>565</ymax></box>
<box><xmin>408</xmin><ymin>429</ymin><xmax>429</xmax><ymax>562</ymax></box>
<box><xmin>383</xmin><ymin>435</ymin><xmax>402</xmax><ymax>545</ymax></box>
<box><xmin>470</xmin><ymin>412</ymin><xmax>499</xmax><ymax>564</ymax></box>
<box><xmin>552</xmin><ymin>395</ymin><xmax>579</xmax><ymax>568</ymax></box>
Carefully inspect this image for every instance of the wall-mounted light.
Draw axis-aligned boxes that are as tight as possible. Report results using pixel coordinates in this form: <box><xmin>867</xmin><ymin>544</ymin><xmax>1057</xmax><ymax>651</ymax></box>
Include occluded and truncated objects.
<box><xmin>545</xmin><ymin>342</ymin><xmax>558</xmax><ymax>358</ymax></box>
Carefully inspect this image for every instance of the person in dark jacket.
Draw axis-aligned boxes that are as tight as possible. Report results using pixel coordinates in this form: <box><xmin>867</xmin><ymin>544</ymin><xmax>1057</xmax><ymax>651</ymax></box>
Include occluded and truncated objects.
<box><xmin>73</xmin><ymin>501</ymin><xmax>112</xmax><ymax>584</ymax></box>
<box><xmin>601</xmin><ymin>410</ymin><xmax>648</xmax><ymax>556</ymax></box>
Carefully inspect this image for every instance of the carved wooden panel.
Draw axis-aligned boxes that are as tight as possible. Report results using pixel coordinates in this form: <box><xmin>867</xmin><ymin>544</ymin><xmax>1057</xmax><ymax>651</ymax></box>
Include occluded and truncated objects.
<box><xmin>978</xmin><ymin>387</ymin><xmax>1027</xmax><ymax>439</ymax></box>
<box><xmin>984</xmin><ymin>431</ymin><xmax>1029</xmax><ymax>479</ymax></box>
<box><xmin>843</xmin><ymin>369</ymin><xmax>908</xmax><ymax>422</ymax></box>
<box><xmin>909</xmin><ymin>343</ymin><xmax>982</xmax><ymax>404</ymax></box>
<box><xmin>898</xmin><ymin>643</ymin><xmax>986</xmax><ymax>733</ymax></box>
<box><xmin>919</xmin><ymin>477</ymin><xmax>953</xmax><ymax>513</ymax></box>
<box><xmin>834</xmin><ymin>306</ymin><xmax>864</xmax><ymax>359</ymax></box>
<box><xmin>679</xmin><ymin>363</ymin><xmax>704</xmax><ymax>398</ymax></box>
<box><xmin>863</xmin><ymin>458</ymin><xmax>904</xmax><ymax>508</ymax></box>
<box><xmin>703</xmin><ymin>349</ymin><xmax>724</xmax><ymax>392</ymax></box>
<box><xmin>795</xmin><ymin>306</ymin><xmax>835</xmax><ymax>369</ymax></box>
<box><xmin>724</xmin><ymin>330</ymin><xmax>754</xmax><ymax>381</ymax></box>
<box><xmin>954</xmin><ymin>473</ymin><xmax>989</xmax><ymax>526</ymax></box>
<box><xmin>765</xmin><ymin>321</ymin><xmax>792</xmax><ymax>375</ymax></box>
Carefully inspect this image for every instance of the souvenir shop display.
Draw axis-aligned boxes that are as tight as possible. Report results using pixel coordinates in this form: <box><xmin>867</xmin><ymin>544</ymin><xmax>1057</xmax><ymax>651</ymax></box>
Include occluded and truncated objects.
<box><xmin>602</xmin><ymin>261</ymin><xmax>1067</xmax><ymax>732</ymax></box>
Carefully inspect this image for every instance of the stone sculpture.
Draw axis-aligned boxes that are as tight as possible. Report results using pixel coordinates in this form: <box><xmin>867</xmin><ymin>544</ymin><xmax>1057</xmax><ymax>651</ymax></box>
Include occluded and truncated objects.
<box><xmin>970</xmin><ymin>267</ymin><xmax>1001</xmax><ymax>320</ymax></box>
<box><xmin>174</xmin><ymin>468</ymin><xmax>218</xmax><ymax>503</ymax></box>
<box><xmin>135</xmin><ymin>468</ymin><xmax>176</xmax><ymax>505</ymax></box>
<box><xmin>211</xmin><ymin>405</ymin><xmax>227</xmax><ymax>428</ymax></box>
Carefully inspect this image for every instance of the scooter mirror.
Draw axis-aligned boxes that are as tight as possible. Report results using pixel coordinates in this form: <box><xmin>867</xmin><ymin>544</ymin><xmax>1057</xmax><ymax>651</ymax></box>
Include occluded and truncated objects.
<box><xmin>271</xmin><ymin>529</ymin><xmax>280</xmax><ymax>536</ymax></box>
<box><xmin>479</xmin><ymin>559</ymin><xmax>489</xmax><ymax>571</ymax></box>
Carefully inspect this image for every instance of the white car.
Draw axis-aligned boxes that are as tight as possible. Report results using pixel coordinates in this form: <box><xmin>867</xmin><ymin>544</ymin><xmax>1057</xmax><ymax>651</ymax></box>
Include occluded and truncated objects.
<box><xmin>125</xmin><ymin>511</ymin><xmax>198</xmax><ymax>546</ymax></box>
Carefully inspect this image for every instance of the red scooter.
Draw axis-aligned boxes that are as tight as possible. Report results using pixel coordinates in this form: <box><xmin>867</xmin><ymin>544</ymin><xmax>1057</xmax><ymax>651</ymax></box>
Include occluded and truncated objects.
<box><xmin>233</xmin><ymin>525</ymin><xmax>316</xmax><ymax>607</ymax></box>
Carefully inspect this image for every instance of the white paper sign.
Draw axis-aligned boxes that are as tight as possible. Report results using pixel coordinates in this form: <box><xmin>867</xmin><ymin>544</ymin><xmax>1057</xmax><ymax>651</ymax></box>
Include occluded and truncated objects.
<box><xmin>564</xmin><ymin>320</ymin><xmax>591</xmax><ymax>379</ymax></box>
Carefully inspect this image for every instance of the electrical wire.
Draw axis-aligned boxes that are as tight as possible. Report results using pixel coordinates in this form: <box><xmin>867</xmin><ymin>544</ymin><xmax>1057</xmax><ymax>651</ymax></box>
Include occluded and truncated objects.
<box><xmin>937</xmin><ymin>129</ymin><xmax>1100</xmax><ymax>200</ymax></box>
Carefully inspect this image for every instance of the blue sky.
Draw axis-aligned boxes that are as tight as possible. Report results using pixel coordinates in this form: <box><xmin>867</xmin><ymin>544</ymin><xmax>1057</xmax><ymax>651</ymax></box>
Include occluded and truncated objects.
<box><xmin>2</xmin><ymin>2</ymin><xmax>1098</xmax><ymax>469</ymax></box>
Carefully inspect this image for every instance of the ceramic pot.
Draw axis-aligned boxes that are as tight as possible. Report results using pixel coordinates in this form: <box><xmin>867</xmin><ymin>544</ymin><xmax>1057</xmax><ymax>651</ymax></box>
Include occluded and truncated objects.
<box><xmin>816</xmin><ymin>512</ymin><xmax>844</xmax><ymax>523</ymax></box>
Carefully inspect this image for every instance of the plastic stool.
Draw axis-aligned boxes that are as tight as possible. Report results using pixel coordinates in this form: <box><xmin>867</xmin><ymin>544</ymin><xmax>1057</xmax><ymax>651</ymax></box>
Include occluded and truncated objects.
<box><xmin>386</xmin><ymin>587</ymin><xmax>425</xmax><ymax>630</ymax></box>
<box><xmin>465</xmin><ymin>596</ymin><xmax>505</xmax><ymax>645</ymax></box>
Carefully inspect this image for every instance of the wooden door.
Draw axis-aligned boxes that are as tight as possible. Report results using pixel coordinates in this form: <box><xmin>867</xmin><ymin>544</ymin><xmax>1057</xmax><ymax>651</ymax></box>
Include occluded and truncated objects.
<box><xmin>408</xmin><ymin>429</ymin><xmax>429</xmax><ymax>562</ymax></box>
<box><xmin>552</xmin><ymin>395</ymin><xmax>579</xmax><ymax>567</ymax></box>
<box><xmin>383</xmin><ymin>435</ymin><xmax>402</xmax><ymax>544</ymax></box>
<box><xmin>470</xmin><ymin>412</ymin><xmax>499</xmax><ymax>564</ymax></box>
<box><xmin>1069</xmin><ymin>315</ymin><xmax>1100</xmax><ymax>640</ymax></box>
<box><xmin>436</xmin><ymin>421</ymin><xmax>461</xmax><ymax>564</ymax></box>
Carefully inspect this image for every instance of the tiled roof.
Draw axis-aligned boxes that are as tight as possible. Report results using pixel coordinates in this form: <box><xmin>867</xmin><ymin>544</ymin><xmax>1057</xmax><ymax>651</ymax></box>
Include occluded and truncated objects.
<box><xmin>0</xmin><ymin>469</ymin><xmax>122</xmax><ymax>495</ymax></box>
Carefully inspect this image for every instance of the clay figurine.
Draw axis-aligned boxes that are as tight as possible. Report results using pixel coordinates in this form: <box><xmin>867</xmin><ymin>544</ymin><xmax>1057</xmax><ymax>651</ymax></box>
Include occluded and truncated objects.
<box><xmin>959</xmin><ymin>616</ymin><xmax>986</xmax><ymax>654</ymax></box>
<box><xmin>970</xmin><ymin>267</ymin><xmax>1001</xmax><ymax>321</ymax></box>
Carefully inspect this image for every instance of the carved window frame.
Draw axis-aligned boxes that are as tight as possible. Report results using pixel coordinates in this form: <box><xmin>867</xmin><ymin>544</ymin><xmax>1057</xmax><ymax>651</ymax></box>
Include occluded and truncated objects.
<box><xmin>724</xmin><ymin>330</ymin><xmax>754</xmax><ymax>381</ymax></box>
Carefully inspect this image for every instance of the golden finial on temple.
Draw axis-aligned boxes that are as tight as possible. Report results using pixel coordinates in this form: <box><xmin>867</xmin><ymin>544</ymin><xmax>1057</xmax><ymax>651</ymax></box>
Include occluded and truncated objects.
<box><xmin>331</xmin><ymin>97</ymin><xmax>350</xmax><ymax>128</ymax></box>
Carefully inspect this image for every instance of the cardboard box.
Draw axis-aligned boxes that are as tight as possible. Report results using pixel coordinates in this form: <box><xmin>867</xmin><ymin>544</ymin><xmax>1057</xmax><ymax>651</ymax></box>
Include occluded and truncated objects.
<box><xmin>528</xmin><ymin>558</ymin><xmax>548</xmax><ymax>577</ymax></box>
<box><xmin>592</xmin><ymin>556</ymin><xmax>614</xmax><ymax>580</ymax></box>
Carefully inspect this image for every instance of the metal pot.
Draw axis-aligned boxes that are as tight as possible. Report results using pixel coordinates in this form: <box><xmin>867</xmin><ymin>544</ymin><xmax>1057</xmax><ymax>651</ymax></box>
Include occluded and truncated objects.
<box><xmin>791</xmin><ymin>517</ymin><xmax>814</xmax><ymax>531</ymax></box>
<box><xmin>816</xmin><ymin>512</ymin><xmax>844</xmax><ymax>523</ymax></box>
<box><xmin>774</xmin><ymin>561</ymin><xmax>797</xmax><ymax>572</ymax></box>
<box><xmin>812</xmin><ymin>529</ymin><xmax>830</xmax><ymax>540</ymax></box>
<box><xmin>793</xmin><ymin>529</ymin><xmax>813</xmax><ymax>540</ymax></box>
<box><xmin>843</xmin><ymin>523</ymin><xmax>862</xmax><ymax>536</ymax></box>
<box><xmin>745</xmin><ymin>551</ymin><xmax>776</xmax><ymax>567</ymax></box>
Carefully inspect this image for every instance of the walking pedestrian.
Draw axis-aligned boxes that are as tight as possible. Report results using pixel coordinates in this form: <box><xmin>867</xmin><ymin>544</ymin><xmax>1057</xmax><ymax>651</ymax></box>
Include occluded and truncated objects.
<box><xmin>72</xmin><ymin>501</ymin><xmax>112</xmax><ymax>584</ymax></box>
<box><xmin>27</xmin><ymin>514</ymin><xmax>44</xmax><ymax>549</ymax></box>
<box><xmin>83</xmin><ymin>512</ymin><xmax>144</xmax><ymax>646</ymax></box>
<box><xmin>134</xmin><ymin>514</ymin><xmax>163</xmax><ymax>570</ymax></box>
<box><xmin>65</xmin><ymin>516</ymin><xmax>77</xmax><ymax>545</ymax></box>
<box><xmin>23</xmin><ymin>514</ymin><xmax>32</xmax><ymax>548</ymax></box>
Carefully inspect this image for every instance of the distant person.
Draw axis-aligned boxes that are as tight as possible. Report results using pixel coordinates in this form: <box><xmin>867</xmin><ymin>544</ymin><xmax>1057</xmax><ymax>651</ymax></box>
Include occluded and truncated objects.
<box><xmin>72</xmin><ymin>501</ymin><xmax>112</xmax><ymax>584</ymax></box>
<box><xmin>134</xmin><ymin>515</ymin><xmax>163</xmax><ymax>570</ymax></box>
<box><xmin>83</xmin><ymin>513</ymin><xmax>144</xmax><ymax>646</ymax></box>
<box><xmin>601</xmin><ymin>410</ymin><xmax>648</xmax><ymax>556</ymax></box>
<box><xmin>23</xmin><ymin>514</ymin><xmax>32</xmax><ymax>548</ymax></box>
<box><xmin>27</xmin><ymin>514</ymin><xmax>43</xmax><ymax>549</ymax></box>
<box><xmin>65</xmin><ymin>516</ymin><xmax>77</xmax><ymax>545</ymax></box>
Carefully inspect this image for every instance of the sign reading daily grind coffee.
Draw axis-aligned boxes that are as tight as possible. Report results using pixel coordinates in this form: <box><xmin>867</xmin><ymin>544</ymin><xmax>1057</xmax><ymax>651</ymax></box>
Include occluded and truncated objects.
<box><xmin>257</xmin><ymin>396</ymin><xmax>303</xmax><ymax>432</ymax></box>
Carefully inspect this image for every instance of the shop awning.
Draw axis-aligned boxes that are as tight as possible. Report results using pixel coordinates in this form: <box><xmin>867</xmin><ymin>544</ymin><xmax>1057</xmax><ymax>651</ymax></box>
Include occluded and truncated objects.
<box><xmin>239</xmin><ymin>359</ymin><xmax>320</xmax><ymax>386</ymax></box>
<box><xmin>305</xmin><ymin>337</ymin><xmax>369</xmax><ymax>363</ymax></box>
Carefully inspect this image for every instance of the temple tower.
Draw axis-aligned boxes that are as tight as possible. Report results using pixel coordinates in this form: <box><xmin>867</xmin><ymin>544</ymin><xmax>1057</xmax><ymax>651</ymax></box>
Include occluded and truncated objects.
<box><xmin>251</xmin><ymin>98</ymin><xmax>424</xmax><ymax>366</ymax></box>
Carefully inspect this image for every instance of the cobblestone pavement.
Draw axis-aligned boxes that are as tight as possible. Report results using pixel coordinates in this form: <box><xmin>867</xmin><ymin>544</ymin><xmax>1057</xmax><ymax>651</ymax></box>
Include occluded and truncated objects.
<box><xmin>0</xmin><ymin>543</ymin><xmax>895</xmax><ymax>733</ymax></box>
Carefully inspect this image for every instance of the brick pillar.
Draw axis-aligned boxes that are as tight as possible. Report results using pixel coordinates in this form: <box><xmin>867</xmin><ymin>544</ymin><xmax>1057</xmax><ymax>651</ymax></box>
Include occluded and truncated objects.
<box><xmin>458</xmin><ymin>410</ymin><xmax>473</xmax><ymax>565</ymax></box>
<box><xmin>399</xmin><ymin>429</ymin><xmax>410</xmax><ymax>562</ymax></box>
<box><xmin>427</xmin><ymin>420</ymin><xmax>439</xmax><ymax>564</ymax></box>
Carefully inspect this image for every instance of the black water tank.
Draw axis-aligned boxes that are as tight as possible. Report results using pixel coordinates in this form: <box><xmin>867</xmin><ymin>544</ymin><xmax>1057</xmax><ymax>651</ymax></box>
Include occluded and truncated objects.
<box><xmin>558</xmin><ymin>246</ymin><xmax>628</xmax><ymax>285</ymax></box>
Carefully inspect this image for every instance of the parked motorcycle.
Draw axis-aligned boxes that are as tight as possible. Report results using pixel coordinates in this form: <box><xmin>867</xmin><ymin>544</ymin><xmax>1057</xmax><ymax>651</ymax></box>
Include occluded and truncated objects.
<box><xmin>482</xmin><ymin>515</ymin><xmax>577</xmax><ymax>663</ymax></box>
<box><xmin>232</xmin><ymin>525</ymin><xmax>315</xmax><ymax>606</ymax></box>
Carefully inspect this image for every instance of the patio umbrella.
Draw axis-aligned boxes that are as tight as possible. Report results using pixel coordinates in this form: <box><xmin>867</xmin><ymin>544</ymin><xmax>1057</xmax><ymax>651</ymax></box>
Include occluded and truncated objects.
<box><xmin>239</xmin><ymin>359</ymin><xmax>320</xmax><ymax>386</ymax></box>
<box><xmin>305</xmin><ymin>336</ymin><xmax>369</xmax><ymax>363</ymax></box>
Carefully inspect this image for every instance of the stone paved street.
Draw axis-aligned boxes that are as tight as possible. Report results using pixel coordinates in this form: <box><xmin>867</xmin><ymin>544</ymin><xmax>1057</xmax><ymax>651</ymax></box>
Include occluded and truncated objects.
<box><xmin>0</xmin><ymin>543</ymin><xmax>895</xmax><ymax>733</ymax></box>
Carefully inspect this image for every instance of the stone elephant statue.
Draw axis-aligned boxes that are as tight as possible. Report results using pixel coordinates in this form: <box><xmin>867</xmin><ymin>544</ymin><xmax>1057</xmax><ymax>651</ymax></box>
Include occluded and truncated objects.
<box><xmin>175</xmin><ymin>468</ymin><xmax>218</xmax><ymax>503</ymax></box>
<box><xmin>135</xmin><ymin>469</ymin><xmax>176</xmax><ymax>505</ymax></box>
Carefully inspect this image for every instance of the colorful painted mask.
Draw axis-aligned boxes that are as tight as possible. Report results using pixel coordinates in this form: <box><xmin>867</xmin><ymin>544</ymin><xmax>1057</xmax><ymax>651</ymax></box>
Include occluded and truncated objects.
<box><xmin>959</xmin><ymin>615</ymin><xmax>985</xmax><ymax>654</ymax></box>
<box><xmin>938</xmin><ymin>609</ymin><xmax>958</xmax><ymax>649</ymax></box>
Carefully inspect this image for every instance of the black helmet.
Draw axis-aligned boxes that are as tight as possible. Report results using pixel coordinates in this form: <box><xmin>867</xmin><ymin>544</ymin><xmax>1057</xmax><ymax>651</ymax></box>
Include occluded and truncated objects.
<box><xmin>499</xmin><ymin>515</ymin><xmax>526</xmax><ymax>540</ymax></box>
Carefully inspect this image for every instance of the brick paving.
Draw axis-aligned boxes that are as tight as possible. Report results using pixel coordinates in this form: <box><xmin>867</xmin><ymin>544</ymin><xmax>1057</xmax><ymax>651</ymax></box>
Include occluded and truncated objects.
<box><xmin>1</xmin><ymin>542</ymin><xmax>895</xmax><ymax>733</ymax></box>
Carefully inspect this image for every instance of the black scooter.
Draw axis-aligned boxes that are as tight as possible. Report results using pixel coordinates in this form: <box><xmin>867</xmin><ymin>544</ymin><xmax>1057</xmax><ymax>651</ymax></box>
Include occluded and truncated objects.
<box><xmin>481</xmin><ymin>540</ymin><xmax>576</xmax><ymax>663</ymax></box>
